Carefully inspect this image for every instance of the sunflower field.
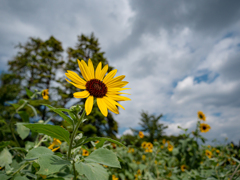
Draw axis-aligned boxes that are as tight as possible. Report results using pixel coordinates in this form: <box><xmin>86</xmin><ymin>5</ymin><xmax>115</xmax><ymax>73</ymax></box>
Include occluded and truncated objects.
<box><xmin>0</xmin><ymin>59</ymin><xmax>240</xmax><ymax>180</ymax></box>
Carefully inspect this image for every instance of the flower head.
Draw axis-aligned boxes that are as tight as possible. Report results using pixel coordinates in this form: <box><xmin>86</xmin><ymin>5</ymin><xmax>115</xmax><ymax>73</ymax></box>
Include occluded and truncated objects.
<box><xmin>216</xmin><ymin>149</ymin><xmax>220</xmax><ymax>154</ymax></box>
<box><xmin>82</xmin><ymin>149</ymin><xmax>89</xmax><ymax>156</ymax></box>
<box><xmin>48</xmin><ymin>138</ymin><xmax>62</xmax><ymax>152</ymax></box>
<box><xmin>168</xmin><ymin>144</ymin><xmax>174</xmax><ymax>152</ymax></box>
<box><xmin>141</xmin><ymin>141</ymin><xmax>147</xmax><ymax>148</ymax></box>
<box><xmin>112</xmin><ymin>175</ymin><xmax>118</xmax><ymax>180</ymax></box>
<box><xmin>200</xmin><ymin>123</ymin><xmax>211</xmax><ymax>133</ymax></box>
<box><xmin>42</xmin><ymin>89</ymin><xmax>49</xmax><ymax>100</ymax></box>
<box><xmin>139</xmin><ymin>131</ymin><xmax>144</xmax><ymax>138</ymax></box>
<box><xmin>162</xmin><ymin>139</ymin><xmax>166</xmax><ymax>144</ymax></box>
<box><xmin>65</xmin><ymin>59</ymin><xmax>131</xmax><ymax>116</ymax></box>
<box><xmin>205</xmin><ymin>149</ymin><xmax>212</xmax><ymax>158</ymax></box>
<box><xmin>142</xmin><ymin>155</ymin><xmax>146</xmax><ymax>161</ymax></box>
<box><xmin>198</xmin><ymin>111</ymin><xmax>206</xmax><ymax>121</ymax></box>
<box><xmin>181</xmin><ymin>165</ymin><xmax>187</xmax><ymax>172</ymax></box>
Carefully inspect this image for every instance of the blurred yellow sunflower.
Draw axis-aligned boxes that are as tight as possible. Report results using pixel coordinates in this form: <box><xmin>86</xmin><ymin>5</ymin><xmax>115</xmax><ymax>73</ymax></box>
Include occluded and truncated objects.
<box><xmin>198</xmin><ymin>111</ymin><xmax>206</xmax><ymax>121</ymax></box>
<box><xmin>42</xmin><ymin>89</ymin><xmax>49</xmax><ymax>100</ymax></box>
<box><xmin>181</xmin><ymin>165</ymin><xmax>187</xmax><ymax>172</ymax></box>
<box><xmin>141</xmin><ymin>141</ymin><xmax>147</xmax><ymax>148</ymax></box>
<box><xmin>65</xmin><ymin>59</ymin><xmax>131</xmax><ymax>116</ymax></box>
<box><xmin>205</xmin><ymin>149</ymin><xmax>212</xmax><ymax>158</ymax></box>
<box><xmin>139</xmin><ymin>131</ymin><xmax>144</xmax><ymax>138</ymax></box>
<box><xmin>200</xmin><ymin>123</ymin><xmax>211</xmax><ymax>133</ymax></box>
<box><xmin>168</xmin><ymin>144</ymin><xmax>174</xmax><ymax>152</ymax></box>
<box><xmin>82</xmin><ymin>149</ymin><xmax>89</xmax><ymax>156</ymax></box>
<box><xmin>162</xmin><ymin>139</ymin><xmax>166</xmax><ymax>144</ymax></box>
<box><xmin>48</xmin><ymin>138</ymin><xmax>61</xmax><ymax>152</ymax></box>
<box><xmin>112</xmin><ymin>175</ymin><xmax>118</xmax><ymax>180</ymax></box>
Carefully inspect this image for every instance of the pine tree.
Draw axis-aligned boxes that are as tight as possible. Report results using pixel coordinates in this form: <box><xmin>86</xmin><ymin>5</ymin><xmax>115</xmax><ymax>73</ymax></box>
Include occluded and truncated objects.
<box><xmin>8</xmin><ymin>36</ymin><xmax>64</xmax><ymax>120</ymax></box>
<box><xmin>135</xmin><ymin>110</ymin><xmax>168</xmax><ymax>142</ymax></box>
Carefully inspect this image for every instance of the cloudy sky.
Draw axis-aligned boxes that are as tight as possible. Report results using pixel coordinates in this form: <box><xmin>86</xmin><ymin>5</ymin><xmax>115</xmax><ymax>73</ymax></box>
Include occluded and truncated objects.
<box><xmin>1</xmin><ymin>0</ymin><xmax>240</xmax><ymax>145</ymax></box>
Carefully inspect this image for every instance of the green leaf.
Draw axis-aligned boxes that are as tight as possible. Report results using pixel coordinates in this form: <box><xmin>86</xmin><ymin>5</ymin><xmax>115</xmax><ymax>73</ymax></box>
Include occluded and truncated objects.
<box><xmin>14</xmin><ymin>176</ymin><xmax>29</xmax><ymax>180</ymax></box>
<box><xmin>10</xmin><ymin>103</ymin><xmax>20</xmax><ymax>110</ymax></box>
<box><xmin>85</xmin><ymin>148</ymin><xmax>121</xmax><ymax>168</ymax></box>
<box><xmin>95</xmin><ymin>139</ymin><xmax>105</xmax><ymax>149</ymax></box>
<box><xmin>44</xmin><ymin>104</ymin><xmax>73</xmax><ymax>125</ymax></box>
<box><xmin>75</xmin><ymin>162</ymin><xmax>108</xmax><ymax>180</ymax></box>
<box><xmin>23</xmin><ymin>124</ymin><xmax>70</xmax><ymax>144</ymax></box>
<box><xmin>0</xmin><ymin>174</ymin><xmax>10</xmax><ymax>180</ymax></box>
<box><xmin>79</xmin><ymin>137</ymin><xmax>125</xmax><ymax>148</ymax></box>
<box><xmin>0</xmin><ymin>141</ymin><xmax>10</xmax><ymax>151</ymax></box>
<box><xmin>18</xmin><ymin>111</ymin><xmax>29</xmax><ymax>122</ymax></box>
<box><xmin>16</xmin><ymin>123</ymin><xmax>30</xmax><ymax>140</ymax></box>
<box><xmin>0</xmin><ymin>148</ymin><xmax>12</xmax><ymax>167</ymax></box>
<box><xmin>25</xmin><ymin>147</ymin><xmax>53</xmax><ymax>160</ymax></box>
<box><xmin>25</xmin><ymin>87</ymin><xmax>34</xmax><ymax>98</ymax></box>
<box><xmin>27</xmin><ymin>104</ymin><xmax>38</xmax><ymax>118</ymax></box>
<box><xmin>73</xmin><ymin>136</ymin><xmax>87</xmax><ymax>148</ymax></box>
<box><xmin>37</xmin><ymin>155</ymin><xmax>70</xmax><ymax>175</ymax></box>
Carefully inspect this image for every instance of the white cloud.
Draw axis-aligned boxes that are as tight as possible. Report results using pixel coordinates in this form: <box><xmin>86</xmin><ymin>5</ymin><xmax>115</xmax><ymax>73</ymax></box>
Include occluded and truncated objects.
<box><xmin>123</xmin><ymin>129</ymin><xmax>134</xmax><ymax>136</ymax></box>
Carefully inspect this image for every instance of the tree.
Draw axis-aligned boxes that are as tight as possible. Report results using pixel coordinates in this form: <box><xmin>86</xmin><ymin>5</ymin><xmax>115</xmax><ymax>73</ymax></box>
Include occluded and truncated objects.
<box><xmin>135</xmin><ymin>110</ymin><xmax>168</xmax><ymax>142</ymax></box>
<box><xmin>57</xmin><ymin>33</ymin><xmax>118</xmax><ymax>139</ymax></box>
<box><xmin>8</xmin><ymin>36</ymin><xmax>64</xmax><ymax>120</ymax></box>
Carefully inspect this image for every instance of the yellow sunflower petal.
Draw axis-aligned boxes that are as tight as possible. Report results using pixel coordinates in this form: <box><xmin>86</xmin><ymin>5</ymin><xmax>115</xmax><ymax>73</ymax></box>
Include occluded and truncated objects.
<box><xmin>99</xmin><ymin>64</ymin><xmax>108</xmax><ymax>81</ymax></box>
<box><xmin>95</xmin><ymin>62</ymin><xmax>102</xmax><ymax>80</ymax></box>
<box><xmin>108</xmin><ymin>87</ymin><xmax>130</xmax><ymax>92</ymax></box>
<box><xmin>66</xmin><ymin>71</ymin><xmax>86</xmax><ymax>86</ymax></box>
<box><xmin>106</xmin><ymin>94</ymin><xmax>131</xmax><ymax>101</ymax></box>
<box><xmin>65</xmin><ymin>79</ymin><xmax>86</xmax><ymax>89</ymax></box>
<box><xmin>102</xmin><ymin>96</ymin><xmax>119</xmax><ymax>114</ymax></box>
<box><xmin>81</xmin><ymin>60</ymin><xmax>93</xmax><ymax>80</ymax></box>
<box><xmin>97</xmin><ymin>98</ymin><xmax>108</xmax><ymax>117</ymax></box>
<box><xmin>77</xmin><ymin>59</ymin><xmax>90</xmax><ymax>81</ymax></box>
<box><xmin>107</xmin><ymin>91</ymin><xmax>131</xmax><ymax>95</ymax></box>
<box><xmin>107</xmin><ymin>81</ymin><xmax>129</xmax><ymax>88</ymax></box>
<box><xmin>103</xmin><ymin>69</ymin><xmax>117</xmax><ymax>84</ymax></box>
<box><xmin>85</xmin><ymin>95</ymin><xmax>94</xmax><ymax>115</ymax></box>
<box><xmin>52</xmin><ymin>147</ymin><xmax>60</xmax><ymax>152</ymax></box>
<box><xmin>106</xmin><ymin>75</ymin><xmax>125</xmax><ymax>85</ymax></box>
<box><xmin>109</xmin><ymin>98</ymin><xmax>125</xmax><ymax>110</ymax></box>
<box><xmin>88</xmin><ymin>59</ymin><xmax>95</xmax><ymax>79</ymax></box>
<box><xmin>73</xmin><ymin>91</ymin><xmax>90</xmax><ymax>98</ymax></box>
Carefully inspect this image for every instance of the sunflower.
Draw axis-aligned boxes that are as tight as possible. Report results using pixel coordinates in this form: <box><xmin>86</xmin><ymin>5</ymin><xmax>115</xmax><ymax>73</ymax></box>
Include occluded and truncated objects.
<box><xmin>181</xmin><ymin>165</ymin><xmax>187</xmax><ymax>172</ymax></box>
<box><xmin>142</xmin><ymin>155</ymin><xmax>146</xmax><ymax>161</ymax></box>
<box><xmin>82</xmin><ymin>149</ymin><xmax>89</xmax><ymax>156</ymax></box>
<box><xmin>141</xmin><ymin>141</ymin><xmax>147</xmax><ymax>148</ymax></box>
<box><xmin>200</xmin><ymin>123</ymin><xmax>211</xmax><ymax>133</ymax></box>
<box><xmin>139</xmin><ymin>131</ymin><xmax>144</xmax><ymax>138</ymax></box>
<box><xmin>112</xmin><ymin>175</ymin><xmax>118</xmax><ymax>180</ymax></box>
<box><xmin>162</xmin><ymin>139</ymin><xmax>166</xmax><ymax>144</ymax></box>
<box><xmin>205</xmin><ymin>149</ymin><xmax>212</xmax><ymax>158</ymax></box>
<box><xmin>65</xmin><ymin>59</ymin><xmax>131</xmax><ymax>116</ymax></box>
<box><xmin>42</xmin><ymin>89</ymin><xmax>49</xmax><ymax>100</ymax></box>
<box><xmin>48</xmin><ymin>138</ymin><xmax>62</xmax><ymax>152</ymax></box>
<box><xmin>147</xmin><ymin>142</ymin><xmax>153</xmax><ymax>149</ymax></box>
<box><xmin>216</xmin><ymin>149</ymin><xmax>220</xmax><ymax>154</ymax></box>
<box><xmin>168</xmin><ymin>144</ymin><xmax>174</xmax><ymax>152</ymax></box>
<box><xmin>198</xmin><ymin>111</ymin><xmax>206</xmax><ymax>121</ymax></box>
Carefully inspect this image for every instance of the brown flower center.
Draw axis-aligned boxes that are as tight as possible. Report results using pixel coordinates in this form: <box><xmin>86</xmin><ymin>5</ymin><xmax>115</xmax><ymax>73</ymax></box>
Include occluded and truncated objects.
<box><xmin>86</xmin><ymin>79</ymin><xmax>107</xmax><ymax>98</ymax></box>
<box><xmin>199</xmin><ymin>114</ymin><xmax>203</xmax><ymax>119</ymax></box>
<box><xmin>203</xmin><ymin>126</ymin><xmax>207</xmax><ymax>130</ymax></box>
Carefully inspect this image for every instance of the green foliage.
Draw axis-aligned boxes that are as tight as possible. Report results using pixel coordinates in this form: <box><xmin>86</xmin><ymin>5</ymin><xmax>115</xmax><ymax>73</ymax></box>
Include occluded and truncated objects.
<box><xmin>37</xmin><ymin>155</ymin><xmax>70</xmax><ymax>175</ymax></box>
<box><xmin>16</xmin><ymin>123</ymin><xmax>30</xmax><ymax>140</ymax></box>
<box><xmin>0</xmin><ymin>148</ymin><xmax>12</xmax><ymax>167</ymax></box>
<box><xmin>75</xmin><ymin>162</ymin><xmax>108</xmax><ymax>180</ymax></box>
<box><xmin>23</xmin><ymin>124</ymin><xmax>70</xmax><ymax>144</ymax></box>
<box><xmin>85</xmin><ymin>148</ymin><xmax>121</xmax><ymax>168</ymax></box>
<box><xmin>25</xmin><ymin>147</ymin><xmax>53</xmax><ymax>160</ymax></box>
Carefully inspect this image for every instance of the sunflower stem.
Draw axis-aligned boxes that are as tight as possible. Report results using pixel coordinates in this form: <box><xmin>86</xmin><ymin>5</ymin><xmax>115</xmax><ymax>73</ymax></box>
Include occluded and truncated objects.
<box><xmin>67</xmin><ymin>109</ymin><xmax>86</xmax><ymax>160</ymax></box>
